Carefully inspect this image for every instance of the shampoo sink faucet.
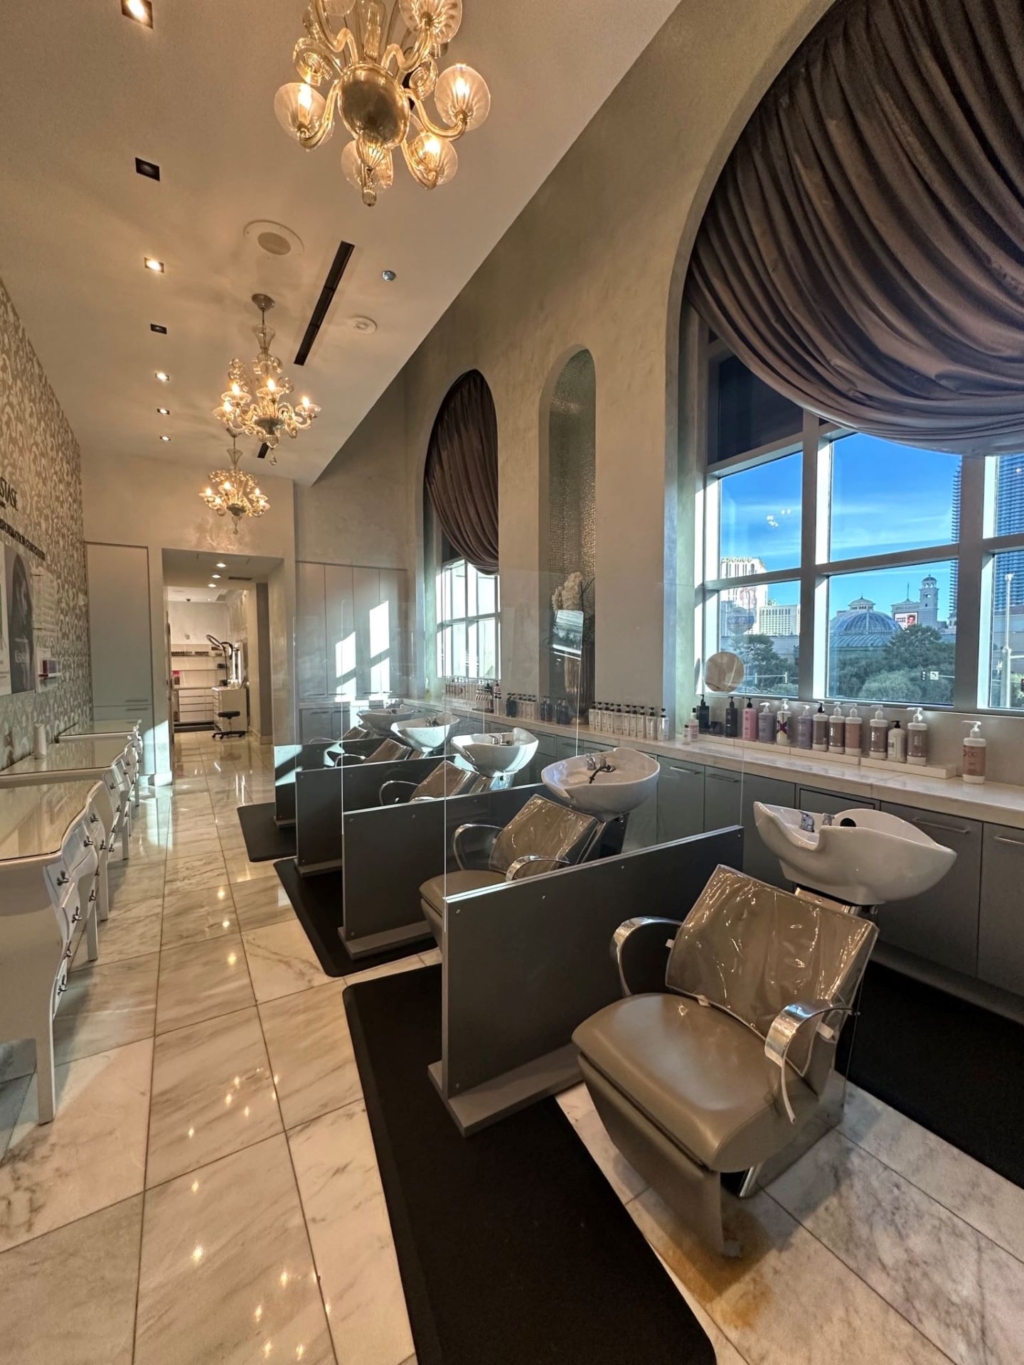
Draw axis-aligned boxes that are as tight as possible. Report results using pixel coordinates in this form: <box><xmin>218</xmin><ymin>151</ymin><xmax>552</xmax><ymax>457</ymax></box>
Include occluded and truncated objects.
<box><xmin>585</xmin><ymin>755</ymin><xmax>616</xmax><ymax>783</ymax></box>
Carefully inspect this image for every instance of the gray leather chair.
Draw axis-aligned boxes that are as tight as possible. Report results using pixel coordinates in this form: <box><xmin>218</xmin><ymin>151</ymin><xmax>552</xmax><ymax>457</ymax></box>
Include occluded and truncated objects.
<box><xmin>573</xmin><ymin>865</ymin><xmax>877</xmax><ymax>1254</ymax></box>
<box><xmin>378</xmin><ymin>760</ymin><xmax>486</xmax><ymax>806</ymax></box>
<box><xmin>419</xmin><ymin>794</ymin><xmax>603</xmax><ymax>945</ymax></box>
<box><xmin>334</xmin><ymin>736</ymin><xmax>412</xmax><ymax>767</ymax></box>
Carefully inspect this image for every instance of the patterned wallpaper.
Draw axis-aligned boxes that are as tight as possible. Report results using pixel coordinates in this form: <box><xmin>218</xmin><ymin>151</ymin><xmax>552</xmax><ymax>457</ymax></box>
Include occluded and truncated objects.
<box><xmin>0</xmin><ymin>276</ymin><xmax>91</xmax><ymax>768</ymax></box>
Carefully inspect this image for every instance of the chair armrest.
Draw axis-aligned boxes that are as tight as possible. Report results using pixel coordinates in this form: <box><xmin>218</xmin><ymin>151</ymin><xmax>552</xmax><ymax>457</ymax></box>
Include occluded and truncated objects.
<box><xmin>379</xmin><ymin>780</ymin><xmax>417</xmax><ymax>806</ymax></box>
<box><xmin>611</xmin><ymin>918</ymin><xmax>682</xmax><ymax>997</ymax></box>
<box><xmin>764</xmin><ymin>1000</ymin><xmax>852</xmax><ymax>1122</ymax></box>
<box><xmin>452</xmin><ymin>823</ymin><xmax>502</xmax><ymax>871</ymax></box>
<box><xmin>505</xmin><ymin>854</ymin><xmax>569</xmax><ymax>882</ymax></box>
<box><xmin>334</xmin><ymin>752</ymin><xmax>365</xmax><ymax>766</ymax></box>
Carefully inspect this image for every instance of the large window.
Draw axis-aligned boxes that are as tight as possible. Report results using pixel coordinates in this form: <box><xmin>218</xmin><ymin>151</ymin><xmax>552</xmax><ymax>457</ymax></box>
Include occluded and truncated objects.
<box><xmin>436</xmin><ymin>559</ymin><xmax>500</xmax><ymax>680</ymax></box>
<box><xmin>701</xmin><ymin>349</ymin><xmax>1024</xmax><ymax>711</ymax></box>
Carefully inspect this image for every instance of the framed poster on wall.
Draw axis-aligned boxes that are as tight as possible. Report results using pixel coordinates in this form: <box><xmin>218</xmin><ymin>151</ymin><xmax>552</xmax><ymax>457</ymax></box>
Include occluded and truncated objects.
<box><xmin>4</xmin><ymin>542</ymin><xmax>36</xmax><ymax>692</ymax></box>
<box><xmin>0</xmin><ymin>547</ymin><xmax>9</xmax><ymax>696</ymax></box>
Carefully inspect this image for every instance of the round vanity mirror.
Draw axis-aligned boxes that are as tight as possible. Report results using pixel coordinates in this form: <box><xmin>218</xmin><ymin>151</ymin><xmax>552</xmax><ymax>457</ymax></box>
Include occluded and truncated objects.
<box><xmin>704</xmin><ymin>651</ymin><xmax>746</xmax><ymax>694</ymax></box>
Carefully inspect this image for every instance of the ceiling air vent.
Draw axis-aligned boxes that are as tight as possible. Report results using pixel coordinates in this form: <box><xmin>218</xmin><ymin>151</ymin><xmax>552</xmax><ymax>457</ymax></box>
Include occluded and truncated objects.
<box><xmin>294</xmin><ymin>240</ymin><xmax>355</xmax><ymax>366</ymax></box>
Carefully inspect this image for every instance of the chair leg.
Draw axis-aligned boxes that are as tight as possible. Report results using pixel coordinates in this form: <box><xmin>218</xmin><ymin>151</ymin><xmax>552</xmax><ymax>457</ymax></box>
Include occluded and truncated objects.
<box><xmin>85</xmin><ymin>892</ymin><xmax>100</xmax><ymax>962</ymax></box>
<box><xmin>97</xmin><ymin>857</ymin><xmax>110</xmax><ymax>923</ymax></box>
<box><xmin>34</xmin><ymin>1011</ymin><xmax>57</xmax><ymax>1125</ymax></box>
<box><xmin>121</xmin><ymin>801</ymin><xmax>131</xmax><ymax>861</ymax></box>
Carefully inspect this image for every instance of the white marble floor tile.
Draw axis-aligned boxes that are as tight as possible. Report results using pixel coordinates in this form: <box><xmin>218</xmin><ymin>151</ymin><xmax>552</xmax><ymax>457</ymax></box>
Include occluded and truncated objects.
<box><xmin>135</xmin><ymin>1135</ymin><xmax>334</xmax><ymax>1365</ymax></box>
<box><xmin>342</xmin><ymin>953</ymin><xmax>426</xmax><ymax>988</ymax></box>
<box><xmin>557</xmin><ymin>1082</ymin><xmax>648</xmax><ymax>1205</ymax></box>
<box><xmin>226</xmin><ymin>855</ymin><xmax>280</xmax><ymax>883</ymax></box>
<box><xmin>842</xmin><ymin>1083</ymin><xmax>1024</xmax><ymax>1264</ymax></box>
<box><xmin>243</xmin><ymin>920</ymin><xmax>330</xmax><ymax>1002</ymax></box>
<box><xmin>161</xmin><ymin>885</ymin><xmax>239</xmax><ymax>948</ymax></box>
<box><xmin>147</xmin><ymin>1007</ymin><xmax>283</xmax><ymax>1187</ymax></box>
<box><xmin>0</xmin><ymin>1039</ymin><xmax>152</xmax><ymax>1253</ymax></box>
<box><xmin>260</xmin><ymin>980</ymin><xmax>361</xmax><ymax>1129</ymax></box>
<box><xmin>417</xmin><ymin>947</ymin><xmax>442</xmax><ymax>966</ymax></box>
<box><xmin>0</xmin><ymin>1194</ymin><xmax>143</xmax><ymax>1365</ymax></box>
<box><xmin>156</xmin><ymin>934</ymin><xmax>255</xmax><ymax>1034</ymax></box>
<box><xmin>768</xmin><ymin>1128</ymin><xmax>1024</xmax><ymax>1365</ymax></box>
<box><xmin>73</xmin><ymin>895</ymin><xmax>162</xmax><ymax>967</ymax></box>
<box><xmin>629</xmin><ymin>1184</ymin><xmax>949</xmax><ymax>1365</ymax></box>
<box><xmin>289</xmin><ymin>1102</ymin><xmax>414</xmax><ymax>1365</ymax></box>
<box><xmin>0</xmin><ymin>1074</ymin><xmax>31</xmax><ymax>1160</ymax></box>
<box><xmin>53</xmin><ymin>951</ymin><xmax>159</xmax><ymax>1065</ymax></box>
<box><xmin>231</xmin><ymin>876</ymin><xmax>296</xmax><ymax>932</ymax></box>
<box><xmin>163</xmin><ymin>853</ymin><xmax>228</xmax><ymax>891</ymax></box>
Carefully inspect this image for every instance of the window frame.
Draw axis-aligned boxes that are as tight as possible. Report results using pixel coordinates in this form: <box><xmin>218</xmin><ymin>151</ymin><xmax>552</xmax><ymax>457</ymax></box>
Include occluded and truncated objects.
<box><xmin>435</xmin><ymin>556</ymin><xmax>501</xmax><ymax>681</ymax></box>
<box><xmin>698</xmin><ymin>343</ymin><xmax>1024</xmax><ymax>713</ymax></box>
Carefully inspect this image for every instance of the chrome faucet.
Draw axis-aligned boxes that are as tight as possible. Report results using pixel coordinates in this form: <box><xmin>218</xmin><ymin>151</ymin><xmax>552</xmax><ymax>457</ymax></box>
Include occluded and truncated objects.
<box><xmin>586</xmin><ymin>755</ymin><xmax>616</xmax><ymax>784</ymax></box>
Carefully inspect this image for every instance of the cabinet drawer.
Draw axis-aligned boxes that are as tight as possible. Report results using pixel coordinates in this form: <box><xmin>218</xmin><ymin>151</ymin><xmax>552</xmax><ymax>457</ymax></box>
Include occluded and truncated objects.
<box><xmin>703</xmin><ymin>767</ymin><xmax>742</xmax><ymax>833</ymax></box>
<box><xmin>877</xmin><ymin>802</ymin><xmax>982</xmax><ymax>973</ymax></box>
<box><xmin>978</xmin><ymin>824</ymin><xmax>1024</xmax><ymax>996</ymax></box>
<box><xmin>741</xmin><ymin>774</ymin><xmax>795</xmax><ymax>887</ymax></box>
<box><xmin>657</xmin><ymin>761</ymin><xmax>705</xmax><ymax>844</ymax></box>
<box><xmin>796</xmin><ymin>787</ymin><xmax>877</xmax><ymax>817</ymax></box>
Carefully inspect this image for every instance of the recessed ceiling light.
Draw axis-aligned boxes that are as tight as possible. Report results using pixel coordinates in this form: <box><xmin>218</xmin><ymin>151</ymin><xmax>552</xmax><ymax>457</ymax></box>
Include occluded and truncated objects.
<box><xmin>208</xmin><ymin>583</ymin><xmax>216</xmax><ymax>588</ymax></box>
<box><xmin>155</xmin><ymin>371</ymin><xmax>169</xmax><ymax>382</ymax></box>
<box><xmin>212</xmin><ymin>573</ymin><xmax>221</xmax><ymax>579</ymax></box>
<box><xmin>382</xmin><ymin>269</ymin><xmax>396</xmax><ymax>282</ymax></box>
<box><xmin>346</xmin><ymin>315</ymin><xmax>377</xmax><ymax>334</ymax></box>
<box><xmin>135</xmin><ymin>157</ymin><xmax>160</xmax><ymax>180</ymax></box>
<box><xmin>159</xmin><ymin>435</ymin><xmax>171</xmax><ymax>442</ymax></box>
<box><xmin>157</xmin><ymin>407</ymin><xmax>169</xmax><ymax>415</ymax></box>
<box><xmin>144</xmin><ymin>257</ymin><xmax>164</xmax><ymax>273</ymax></box>
<box><xmin>150</xmin><ymin>322</ymin><xmax>167</xmax><ymax>334</ymax></box>
<box><xmin>121</xmin><ymin>0</ymin><xmax>153</xmax><ymax>27</ymax></box>
<box><xmin>215</xmin><ymin>562</ymin><xmax>226</xmax><ymax>568</ymax></box>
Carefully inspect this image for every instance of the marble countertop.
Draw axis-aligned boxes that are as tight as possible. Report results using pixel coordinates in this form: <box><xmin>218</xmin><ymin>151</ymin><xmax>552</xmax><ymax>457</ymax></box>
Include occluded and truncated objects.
<box><xmin>0</xmin><ymin>737</ymin><xmax>128</xmax><ymax>786</ymax></box>
<box><xmin>0</xmin><ymin>778</ymin><xmax>101</xmax><ymax>862</ymax></box>
<box><xmin>447</xmin><ymin>706</ymin><xmax>1024</xmax><ymax>831</ymax></box>
<box><xmin>64</xmin><ymin>719</ymin><xmax>140</xmax><ymax>737</ymax></box>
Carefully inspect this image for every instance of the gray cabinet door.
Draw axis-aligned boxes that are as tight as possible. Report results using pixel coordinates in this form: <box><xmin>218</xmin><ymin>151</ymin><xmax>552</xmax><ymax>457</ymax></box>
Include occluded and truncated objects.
<box><xmin>704</xmin><ymin>767</ymin><xmax>742</xmax><ymax>833</ymax></box>
<box><xmin>657</xmin><ymin>760</ymin><xmax>705</xmax><ymax>844</ymax></box>
<box><xmin>796</xmin><ymin>787</ymin><xmax>877</xmax><ymax>817</ymax></box>
<box><xmin>978</xmin><ymin>824</ymin><xmax>1024</xmax><ymax>995</ymax></box>
<box><xmin>300</xmin><ymin>708</ymin><xmax>333</xmax><ymax>743</ymax></box>
<box><xmin>877</xmin><ymin>802</ymin><xmax>982</xmax><ymax>973</ymax></box>
<box><xmin>529</xmin><ymin>734</ymin><xmax>558</xmax><ymax>786</ymax></box>
<box><xmin>741</xmin><ymin>774</ymin><xmax>796</xmax><ymax>887</ymax></box>
<box><xmin>555</xmin><ymin>735</ymin><xmax>582</xmax><ymax>761</ymax></box>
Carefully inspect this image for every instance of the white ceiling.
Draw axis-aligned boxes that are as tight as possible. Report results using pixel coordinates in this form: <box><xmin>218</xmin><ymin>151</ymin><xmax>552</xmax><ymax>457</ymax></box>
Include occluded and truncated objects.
<box><xmin>0</xmin><ymin>0</ymin><xmax>679</xmax><ymax>486</ymax></box>
<box><xmin>163</xmin><ymin>548</ymin><xmax>281</xmax><ymax>597</ymax></box>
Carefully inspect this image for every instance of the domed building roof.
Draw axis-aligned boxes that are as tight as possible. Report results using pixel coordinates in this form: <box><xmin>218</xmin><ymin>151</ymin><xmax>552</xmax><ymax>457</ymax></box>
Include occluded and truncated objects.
<box><xmin>829</xmin><ymin>609</ymin><xmax>902</xmax><ymax>650</ymax></box>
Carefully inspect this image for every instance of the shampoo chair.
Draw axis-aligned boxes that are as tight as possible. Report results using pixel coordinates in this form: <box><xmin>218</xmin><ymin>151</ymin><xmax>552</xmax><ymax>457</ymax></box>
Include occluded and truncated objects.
<box><xmin>419</xmin><ymin>793</ymin><xmax>603</xmax><ymax>945</ymax></box>
<box><xmin>572</xmin><ymin>866</ymin><xmax>876</xmax><ymax>1254</ymax></box>
<box><xmin>333</xmin><ymin>736</ymin><xmax>413</xmax><ymax>767</ymax></box>
<box><xmin>379</xmin><ymin>760</ymin><xmax>487</xmax><ymax>806</ymax></box>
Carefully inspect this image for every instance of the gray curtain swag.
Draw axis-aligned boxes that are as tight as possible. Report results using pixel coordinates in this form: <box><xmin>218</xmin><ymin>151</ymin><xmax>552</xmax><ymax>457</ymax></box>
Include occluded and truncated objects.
<box><xmin>425</xmin><ymin>370</ymin><xmax>499</xmax><ymax>573</ymax></box>
<box><xmin>686</xmin><ymin>0</ymin><xmax>1024</xmax><ymax>456</ymax></box>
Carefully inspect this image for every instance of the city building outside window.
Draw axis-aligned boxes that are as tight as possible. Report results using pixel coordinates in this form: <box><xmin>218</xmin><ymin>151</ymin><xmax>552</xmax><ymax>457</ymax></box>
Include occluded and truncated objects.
<box><xmin>700</xmin><ymin>346</ymin><xmax>1024</xmax><ymax>711</ymax></box>
<box><xmin>436</xmin><ymin>559</ymin><xmax>500</xmax><ymax>680</ymax></box>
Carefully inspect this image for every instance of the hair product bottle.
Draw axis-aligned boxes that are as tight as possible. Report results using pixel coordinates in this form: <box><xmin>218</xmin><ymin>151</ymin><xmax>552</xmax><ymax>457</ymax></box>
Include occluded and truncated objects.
<box><xmin>742</xmin><ymin>697</ymin><xmax>758</xmax><ymax>741</ymax></box>
<box><xmin>812</xmin><ymin>703</ymin><xmax>828</xmax><ymax>751</ymax></box>
<box><xmin>725</xmin><ymin>696</ymin><xmax>739</xmax><ymax>737</ymax></box>
<box><xmin>887</xmin><ymin>720</ymin><xmax>906</xmax><ymax>762</ymax></box>
<box><xmin>828</xmin><ymin>703</ymin><xmax>845</xmax><ymax>752</ymax></box>
<box><xmin>844</xmin><ymin>704</ymin><xmax>863</xmax><ymax>756</ymax></box>
<box><xmin>869</xmin><ymin>707</ymin><xmax>888</xmax><ymax>759</ymax></box>
<box><xmin>687</xmin><ymin>708</ymin><xmax>700</xmax><ymax>742</ymax></box>
<box><xmin>776</xmin><ymin>699</ymin><xmax>792</xmax><ymax>746</ymax></box>
<box><xmin>907</xmin><ymin>707</ymin><xmax>929</xmax><ymax>766</ymax></box>
<box><xmin>697</xmin><ymin>694</ymin><xmax>710</xmax><ymax>733</ymax></box>
<box><xmin>962</xmin><ymin>720</ymin><xmax>987</xmax><ymax>784</ymax></box>
<box><xmin>758</xmin><ymin>701</ymin><xmax>776</xmax><ymax>744</ymax></box>
<box><xmin>796</xmin><ymin>704</ymin><xmax>813</xmax><ymax>750</ymax></box>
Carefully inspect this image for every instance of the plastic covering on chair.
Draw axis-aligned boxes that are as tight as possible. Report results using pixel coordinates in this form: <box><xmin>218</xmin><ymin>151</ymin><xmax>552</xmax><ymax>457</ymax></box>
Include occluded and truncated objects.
<box><xmin>488</xmin><ymin>795</ymin><xmax>600</xmax><ymax>874</ymax></box>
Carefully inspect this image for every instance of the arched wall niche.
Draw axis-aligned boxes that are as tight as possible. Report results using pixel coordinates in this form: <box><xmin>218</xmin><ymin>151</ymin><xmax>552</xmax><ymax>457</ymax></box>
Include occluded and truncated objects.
<box><xmin>539</xmin><ymin>347</ymin><xmax>596</xmax><ymax>717</ymax></box>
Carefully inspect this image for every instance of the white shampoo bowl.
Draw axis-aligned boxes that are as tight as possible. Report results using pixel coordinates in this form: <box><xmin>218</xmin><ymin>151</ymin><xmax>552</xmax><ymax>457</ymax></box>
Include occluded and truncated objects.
<box><xmin>451</xmin><ymin>728</ymin><xmax>539</xmax><ymax>777</ymax></box>
<box><xmin>542</xmin><ymin>747</ymin><xmax>661</xmax><ymax>817</ymax></box>
<box><xmin>358</xmin><ymin>705</ymin><xmax>416</xmax><ymax>735</ymax></box>
<box><xmin>391</xmin><ymin>715</ymin><xmax>456</xmax><ymax>754</ymax></box>
<box><xmin>753</xmin><ymin>802</ymin><xmax>957</xmax><ymax>907</ymax></box>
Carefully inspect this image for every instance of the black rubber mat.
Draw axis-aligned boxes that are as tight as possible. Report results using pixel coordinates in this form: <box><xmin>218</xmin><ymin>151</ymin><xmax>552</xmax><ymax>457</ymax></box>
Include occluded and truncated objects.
<box><xmin>840</xmin><ymin>961</ymin><xmax>1024</xmax><ymax>1188</ymax></box>
<box><xmin>274</xmin><ymin>857</ymin><xmax>431</xmax><ymax>977</ymax></box>
<box><xmin>237</xmin><ymin>802</ymin><xmax>296</xmax><ymax>862</ymax></box>
<box><xmin>344</xmin><ymin>965</ymin><xmax>715</xmax><ymax>1365</ymax></box>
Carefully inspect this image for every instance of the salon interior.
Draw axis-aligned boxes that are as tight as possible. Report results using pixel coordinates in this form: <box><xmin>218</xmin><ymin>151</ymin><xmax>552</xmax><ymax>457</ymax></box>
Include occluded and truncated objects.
<box><xmin>2</xmin><ymin>1</ymin><xmax>1024</xmax><ymax>1362</ymax></box>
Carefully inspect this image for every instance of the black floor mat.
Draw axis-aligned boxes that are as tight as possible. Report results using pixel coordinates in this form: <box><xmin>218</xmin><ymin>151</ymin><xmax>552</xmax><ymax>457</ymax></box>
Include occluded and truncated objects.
<box><xmin>274</xmin><ymin>857</ymin><xmax>431</xmax><ymax>977</ymax></box>
<box><xmin>237</xmin><ymin>802</ymin><xmax>296</xmax><ymax>862</ymax></box>
<box><xmin>344</xmin><ymin>966</ymin><xmax>715</xmax><ymax>1365</ymax></box>
<box><xmin>841</xmin><ymin>961</ymin><xmax>1024</xmax><ymax>1188</ymax></box>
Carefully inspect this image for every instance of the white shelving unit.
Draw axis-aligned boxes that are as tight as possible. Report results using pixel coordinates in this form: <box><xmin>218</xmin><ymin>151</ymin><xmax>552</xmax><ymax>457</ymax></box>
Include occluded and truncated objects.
<box><xmin>171</xmin><ymin>645</ymin><xmax>224</xmax><ymax>729</ymax></box>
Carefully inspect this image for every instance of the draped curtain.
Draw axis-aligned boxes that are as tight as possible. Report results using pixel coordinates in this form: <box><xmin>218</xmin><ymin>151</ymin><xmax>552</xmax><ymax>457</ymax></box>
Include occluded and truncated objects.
<box><xmin>425</xmin><ymin>370</ymin><xmax>499</xmax><ymax>572</ymax></box>
<box><xmin>686</xmin><ymin>0</ymin><xmax>1024</xmax><ymax>455</ymax></box>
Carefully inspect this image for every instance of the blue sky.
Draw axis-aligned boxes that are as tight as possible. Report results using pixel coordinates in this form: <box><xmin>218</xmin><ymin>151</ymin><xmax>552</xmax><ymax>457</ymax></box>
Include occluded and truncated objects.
<box><xmin>719</xmin><ymin>436</ymin><xmax>960</xmax><ymax>620</ymax></box>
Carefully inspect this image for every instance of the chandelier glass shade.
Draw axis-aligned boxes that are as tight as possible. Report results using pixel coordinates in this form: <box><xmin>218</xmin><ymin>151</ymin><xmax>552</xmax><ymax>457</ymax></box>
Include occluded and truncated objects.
<box><xmin>201</xmin><ymin>436</ymin><xmax>271</xmax><ymax>534</ymax></box>
<box><xmin>275</xmin><ymin>0</ymin><xmax>490</xmax><ymax>206</ymax></box>
<box><xmin>213</xmin><ymin>294</ymin><xmax>320</xmax><ymax>460</ymax></box>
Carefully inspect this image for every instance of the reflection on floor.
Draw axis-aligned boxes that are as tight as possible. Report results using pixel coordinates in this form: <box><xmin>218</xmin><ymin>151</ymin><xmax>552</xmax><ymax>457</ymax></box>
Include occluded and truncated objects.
<box><xmin>0</xmin><ymin>732</ymin><xmax>1021</xmax><ymax>1363</ymax></box>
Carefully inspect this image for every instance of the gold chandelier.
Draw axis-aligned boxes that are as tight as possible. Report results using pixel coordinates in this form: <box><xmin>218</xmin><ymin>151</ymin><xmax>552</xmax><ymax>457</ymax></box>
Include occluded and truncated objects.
<box><xmin>201</xmin><ymin>435</ymin><xmax>271</xmax><ymax>534</ymax></box>
<box><xmin>274</xmin><ymin>0</ymin><xmax>491</xmax><ymax>206</ymax></box>
<box><xmin>213</xmin><ymin>294</ymin><xmax>320</xmax><ymax>460</ymax></box>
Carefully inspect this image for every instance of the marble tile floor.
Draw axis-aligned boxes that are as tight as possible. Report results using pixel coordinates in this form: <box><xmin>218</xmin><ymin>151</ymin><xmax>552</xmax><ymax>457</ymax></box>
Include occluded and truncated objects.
<box><xmin>0</xmin><ymin>729</ymin><xmax>1021</xmax><ymax>1363</ymax></box>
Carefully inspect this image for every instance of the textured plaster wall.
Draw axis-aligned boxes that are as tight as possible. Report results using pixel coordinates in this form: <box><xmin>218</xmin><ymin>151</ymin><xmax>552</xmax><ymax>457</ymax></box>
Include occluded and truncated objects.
<box><xmin>0</xmin><ymin>277</ymin><xmax>91</xmax><ymax>767</ymax></box>
<box><xmin>306</xmin><ymin>0</ymin><xmax>831</xmax><ymax>714</ymax></box>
